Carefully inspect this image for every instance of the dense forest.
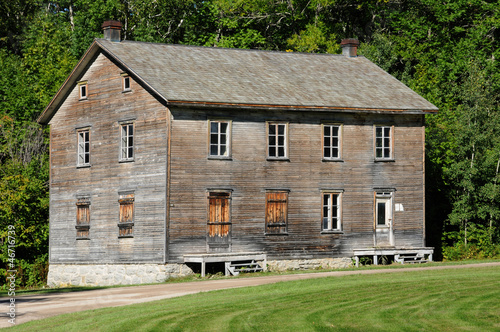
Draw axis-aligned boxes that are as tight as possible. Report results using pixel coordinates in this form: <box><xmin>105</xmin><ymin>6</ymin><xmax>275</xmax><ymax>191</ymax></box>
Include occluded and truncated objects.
<box><xmin>1</xmin><ymin>0</ymin><xmax>499</xmax><ymax>287</ymax></box>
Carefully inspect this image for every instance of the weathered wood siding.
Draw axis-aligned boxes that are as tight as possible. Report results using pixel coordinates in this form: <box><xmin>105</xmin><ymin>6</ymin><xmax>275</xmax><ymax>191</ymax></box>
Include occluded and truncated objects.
<box><xmin>167</xmin><ymin>108</ymin><xmax>425</xmax><ymax>262</ymax></box>
<box><xmin>48</xmin><ymin>52</ymin><xmax>167</xmax><ymax>264</ymax></box>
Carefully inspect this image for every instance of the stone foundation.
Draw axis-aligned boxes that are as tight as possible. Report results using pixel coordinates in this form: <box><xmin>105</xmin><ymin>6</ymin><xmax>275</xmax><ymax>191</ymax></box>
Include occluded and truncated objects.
<box><xmin>266</xmin><ymin>257</ymin><xmax>353</xmax><ymax>271</ymax></box>
<box><xmin>47</xmin><ymin>263</ymin><xmax>195</xmax><ymax>287</ymax></box>
<box><xmin>47</xmin><ymin>257</ymin><xmax>353</xmax><ymax>287</ymax></box>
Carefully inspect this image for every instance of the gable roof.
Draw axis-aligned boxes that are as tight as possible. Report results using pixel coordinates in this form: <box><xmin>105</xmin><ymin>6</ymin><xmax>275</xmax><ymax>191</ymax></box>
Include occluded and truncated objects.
<box><xmin>38</xmin><ymin>39</ymin><xmax>438</xmax><ymax>124</ymax></box>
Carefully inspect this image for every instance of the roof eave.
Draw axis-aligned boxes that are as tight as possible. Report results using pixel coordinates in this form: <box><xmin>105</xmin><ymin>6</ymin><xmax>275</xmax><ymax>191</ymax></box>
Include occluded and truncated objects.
<box><xmin>166</xmin><ymin>100</ymin><xmax>439</xmax><ymax>115</ymax></box>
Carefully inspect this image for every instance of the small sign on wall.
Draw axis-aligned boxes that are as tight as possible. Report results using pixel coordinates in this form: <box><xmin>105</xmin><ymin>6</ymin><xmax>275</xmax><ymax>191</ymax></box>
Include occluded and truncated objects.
<box><xmin>395</xmin><ymin>203</ymin><xmax>404</xmax><ymax>212</ymax></box>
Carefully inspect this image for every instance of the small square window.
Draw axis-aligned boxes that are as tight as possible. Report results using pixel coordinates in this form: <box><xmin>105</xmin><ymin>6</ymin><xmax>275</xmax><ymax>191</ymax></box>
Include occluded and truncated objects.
<box><xmin>78</xmin><ymin>81</ymin><xmax>88</xmax><ymax>100</ymax></box>
<box><xmin>120</xmin><ymin>122</ymin><xmax>134</xmax><ymax>161</ymax></box>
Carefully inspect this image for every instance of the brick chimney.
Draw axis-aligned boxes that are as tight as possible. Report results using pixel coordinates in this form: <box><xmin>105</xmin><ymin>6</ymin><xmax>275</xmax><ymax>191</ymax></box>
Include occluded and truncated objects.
<box><xmin>341</xmin><ymin>38</ymin><xmax>359</xmax><ymax>57</ymax></box>
<box><xmin>102</xmin><ymin>21</ymin><xmax>122</xmax><ymax>42</ymax></box>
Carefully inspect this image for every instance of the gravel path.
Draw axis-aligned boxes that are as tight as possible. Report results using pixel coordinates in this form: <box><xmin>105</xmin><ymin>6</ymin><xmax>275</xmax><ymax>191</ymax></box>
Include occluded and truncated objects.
<box><xmin>1</xmin><ymin>262</ymin><xmax>499</xmax><ymax>328</ymax></box>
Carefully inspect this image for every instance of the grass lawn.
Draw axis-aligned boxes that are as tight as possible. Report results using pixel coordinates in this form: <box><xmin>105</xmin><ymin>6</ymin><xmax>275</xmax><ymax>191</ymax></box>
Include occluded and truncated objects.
<box><xmin>9</xmin><ymin>265</ymin><xmax>500</xmax><ymax>331</ymax></box>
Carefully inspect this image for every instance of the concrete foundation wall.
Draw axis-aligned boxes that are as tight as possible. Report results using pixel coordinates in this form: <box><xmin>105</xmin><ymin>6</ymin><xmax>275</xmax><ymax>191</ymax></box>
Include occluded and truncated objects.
<box><xmin>47</xmin><ymin>257</ymin><xmax>353</xmax><ymax>287</ymax></box>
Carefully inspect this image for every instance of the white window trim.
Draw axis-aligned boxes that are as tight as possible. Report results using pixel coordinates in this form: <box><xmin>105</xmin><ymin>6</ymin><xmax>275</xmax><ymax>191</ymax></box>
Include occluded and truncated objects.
<box><xmin>208</xmin><ymin>120</ymin><xmax>232</xmax><ymax>159</ymax></box>
<box><xmin>375</xmin><ymin>191</ymin><xmax>393</xmax><ymax>228</ymax></box>
<box><xmin>119</xmin><ymin>122</ymin><xmax>135</xmax><ymax>162</ymax></box>
<box><xmin>78</xmin><ymin>81</ymin><xmax>88</xmax><ymax>100</ymax></box>
<box><xmin>121</xmin><ymin>73</ymin><xmax>131</xmax><ymax>92</ymax></box>
<box><xmin>374</xmin><ymin>125</ymin><xmax>394</xmax><ymax>161</ymax></box>
<box><xmin>77</xmin><ymin>128</ymin><xmax>91</xmax><ymax>167</ymax></box>
<box><xmin>321</xmin><ymin>190</ymin><xmax>343</xmax><ymax>233</ymax></box>
<box><xmin>322</xmin><ymin>123</ymin><xmax>343</xmax><ymax>161</ymax></box>
<box><xmin>267</xmin><ymin>122</ymin><xmax>289</xmax><ymax>160</ymax></box>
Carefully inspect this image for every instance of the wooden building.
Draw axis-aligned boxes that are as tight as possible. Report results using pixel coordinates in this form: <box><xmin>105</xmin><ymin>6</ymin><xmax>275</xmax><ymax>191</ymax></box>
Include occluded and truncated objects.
<box><xmin>39</xmin><ymin>22</ymin><xmax>437</xmax><ymax>286</ymax></box>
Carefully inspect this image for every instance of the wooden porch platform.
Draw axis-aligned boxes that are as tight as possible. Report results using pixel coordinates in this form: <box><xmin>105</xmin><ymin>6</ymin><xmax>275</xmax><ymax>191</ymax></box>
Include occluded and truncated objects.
<box><xmin>353</xmin><ymin>247</ymin><xmax>434</xmax><ymax>267</ymax></box>
<box><xmin>184</xmin><ymin>252</ymin><xmax>267</xmax><ymax>277</ymax></box>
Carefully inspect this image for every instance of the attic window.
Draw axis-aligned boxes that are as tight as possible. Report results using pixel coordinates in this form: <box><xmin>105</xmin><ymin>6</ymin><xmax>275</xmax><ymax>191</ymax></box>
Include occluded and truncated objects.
<box><xmin>121</xmin><ymin>74</ymin><xmax>131</xmax><ymax>92</ymax></box>
<box><xmin>78</xmin><ymin>81</ymin><xmax>88</xmax><ymax>100</ymax></box>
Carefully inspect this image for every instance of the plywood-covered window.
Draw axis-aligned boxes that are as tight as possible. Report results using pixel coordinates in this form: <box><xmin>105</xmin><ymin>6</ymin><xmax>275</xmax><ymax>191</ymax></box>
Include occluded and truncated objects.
<box><xmin>323</xmin><ymin>124</ymin><xmax>342</xmax><ymax>160</ymax></box>
<box><xmin>209</xmin><ymin>120</ymin><xmax>231</xmax><ymax>158</ymax></box>
<box><xmin>77</xmin><ymin>128</ymin><xmax>90</xmax><ymax>167</ymax></box>
<box><xmin>267</xmin><ymin>123</ymin><xmax>288</xmax><ymax>159</ymax></box>
<box><xmin>208</xmin><ymin>192</ymin><xmax>231</xmax><ymax>238</ymax></box>
<box><xmin>76</xmin><ymin>197</ymin><xmax>90</xmax><ymax>239</ymax></box>
<box><xmin>118</xmin><ymin>193</ymin><xmax>134</xmax><ymax>237</ymax></box>
<box><xmin>322</xmin><ymin>192</ymin><xmax>342</xmax><ymax>232</ymax></box>
<box><xmin>265</xmin><ymin>191</ymin><xmax>288</xmax><ymax>234</ymax></box>
<box><xmin>120</xmin><ymin>122</ymin><xmax>134</xmax><ymax>161</ymax></box>
<box><xmin>375</xmin><ymin>125</ymin><xmax>393</xmax><ymax>160</ymax></box>
<box><xmin>78</xmin><ymin>81</ymin><xmax>88</xmax><ymax>100</ymax></box>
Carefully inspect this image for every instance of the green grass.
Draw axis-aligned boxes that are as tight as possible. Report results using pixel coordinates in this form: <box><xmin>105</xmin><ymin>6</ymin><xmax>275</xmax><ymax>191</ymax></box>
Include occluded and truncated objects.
<box><xmin>10</xmin><ymin>265</ymin><xmax>500</xmax><ymax>331</ymax></box>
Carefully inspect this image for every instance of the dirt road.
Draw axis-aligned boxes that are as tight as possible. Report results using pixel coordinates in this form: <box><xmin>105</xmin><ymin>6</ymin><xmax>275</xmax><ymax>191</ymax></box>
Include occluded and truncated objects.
<box><xmin>1</xmin><ymin>262</ymin><xmax>499</xmax><ymax>328</ymax></box>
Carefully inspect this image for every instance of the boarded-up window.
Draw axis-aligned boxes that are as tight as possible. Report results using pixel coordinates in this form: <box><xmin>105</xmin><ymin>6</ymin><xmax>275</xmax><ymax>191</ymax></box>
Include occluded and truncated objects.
<box><xmin>208</xmin><ymin>192</ymin><xmax>231</xmax><ymax>239</ymax></box>
<box><xmin>76</xmin><ymin>197</ymin><xmax>90</xmax><ymax>239</ymax></box>
<box><xmin>118</xmin><ymin>193</ymin><xmax>134</xmax><ymax>237</ymax></box>
<box><xmin>265</xmin><ymin>191</ymin><xmax>288</xmax><ymax>234</ymax></box>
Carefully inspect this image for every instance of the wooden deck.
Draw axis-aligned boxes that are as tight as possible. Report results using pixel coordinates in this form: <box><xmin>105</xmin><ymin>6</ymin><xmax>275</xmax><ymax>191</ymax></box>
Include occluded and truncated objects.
<box><xmin>184</xmin><ymin>252</ymin><xmax>267</xmax><ymax>277</ymax></box>
<box><xmin>353</xmin><ymin>247</ymin><xmax>434</xmax><ymax>267</ymax></box>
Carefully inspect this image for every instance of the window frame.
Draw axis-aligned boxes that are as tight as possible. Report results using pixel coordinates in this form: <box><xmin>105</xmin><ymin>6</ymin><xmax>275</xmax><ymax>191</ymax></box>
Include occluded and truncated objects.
<box><xmin>265</xmin><ymin>190</ymin><xmax>289</xmax><ymax>235</ymax></box>
<box><xmin>208</xmin><ymin>120</ymin><xmax>232</xmax><ymax>159</ymax></box>
<box><xmin>118</xmin><ymin>192</ymin><xmax>135</xmax><ymax>238</ymax></box>
<box><xmin>76</xmin><ymin>197</ymin><xmax>90</xmax><ymax>240</ymax></box>
<box><xmin>267</xmin><ymin>122</ymin><xmax>289</xmax><ymax>160</ymax></box>
<box><xmin>321</xmin><ymin>190</ymin><xmax>343</xmax><ymax>233</ymax></box>
<box><xmin>119</xmin><ymin>121</ymin><xmax>135</xmax><ymax>162</ymax></box>
<box><xmin>77</xmin><ymin>128</ymin><xmax>91</xmax><ymax>167</ymax></box>
<box><xmin>121</xmin><ymin>73</ymin><xmax>131</xmax><ymax>92</ymax></box>
<box><xmin>374</xmin><ymin>125</ymin><xmax>394</xmax><ymax>161</ymax></box>
<box><xmin>78</xmin><ymin>81</ymin><xmax>88</xmax><ymax>100</ymax></box>
<box><xmin>322</xmin><ymin>123</ymin><xmax>343</xmax><ymax>161</ymax></box>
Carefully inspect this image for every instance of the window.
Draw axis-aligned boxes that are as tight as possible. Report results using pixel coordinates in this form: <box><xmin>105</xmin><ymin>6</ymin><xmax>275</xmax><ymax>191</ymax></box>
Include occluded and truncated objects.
<box><xmin>375</xmin><ymin>192</ymin><xmax>393</xmax><ymax>227</ymax></box>
<box><xmin>76</xmin><ymin>197</ymin><xmax>90</xmax><ymax>239</ymax></box>
<box><xmin>322</xmin><ymin>192</ymin><xmax>342</xmax><ymax>232</ymax></box>
<box><xmin>120</xmin><ymin>122</ymin><xmax>134</xmax><ymax>161</ymax></box>
<box><xmin>375</xmin><ymin>125</ymin><xmax>393</xmax><ymax>160</ymax></box>
<box><xmin>323</xmin><ymin>124</ymin><xmax>341</xmax><ymax>160</ymax></box>
<box><xmin>265</xmin><ymin>191</ymin><xmax>288</xmax><ymax>234</ymax></box>
<box><xmin>122</xmin><ymin>74</ymin><xmax>131</xmax><ymax>92</ymax></box>
<box><xmin>267</xmin><ymin>123</ymin><xmax>288</xmax><ymax>159</ymax></box>
<box><xmin>209</xmin><ymin>120</ymin><xmax>231</xmax><ymax>158</ymax></box>
<box><xmin>77</xmin><ymin>129</ymin><xmax>90</xmax><ymax>166</ymax></box>
<box><xmin>207</xmin><ymin>192</ymin><xmax>231</xmax><ymax>239</ymax></box>
<box><xmin>78</xmin><ymin>81</ymin><xmax>88</xmax><ymax>100</ymax></box>
<box><xmin>118</xmin><ymin>192</ymin><xmax>134</xmax><ymax>237</ymax></box>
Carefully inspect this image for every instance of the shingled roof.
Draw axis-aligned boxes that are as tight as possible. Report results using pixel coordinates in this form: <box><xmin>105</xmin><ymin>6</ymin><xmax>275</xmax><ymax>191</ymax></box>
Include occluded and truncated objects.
<box><xmin>38</xmin><ymin>38</ymin><xmax>438</xmax><ymax>124</ymax></box>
